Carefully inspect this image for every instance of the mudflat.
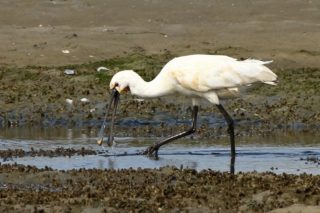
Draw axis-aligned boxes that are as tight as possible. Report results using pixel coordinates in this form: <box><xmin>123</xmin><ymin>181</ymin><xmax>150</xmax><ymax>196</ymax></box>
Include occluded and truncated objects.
<box><xmin>0</xmin><ymin>164</ymin><xmax>319</xmax><ymax>212</ymax></box>
<box><xmin>1</xmin><ymin>0</ymin><xmax>320</xmax><ymax>212</ymax></box>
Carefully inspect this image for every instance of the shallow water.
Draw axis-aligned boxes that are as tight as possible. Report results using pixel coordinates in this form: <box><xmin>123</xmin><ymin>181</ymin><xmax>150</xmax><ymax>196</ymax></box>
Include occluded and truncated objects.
<box><xmin>0</xmin><ymin>128</ymin><xmax>319</xmax><ymax>174</ymax></box>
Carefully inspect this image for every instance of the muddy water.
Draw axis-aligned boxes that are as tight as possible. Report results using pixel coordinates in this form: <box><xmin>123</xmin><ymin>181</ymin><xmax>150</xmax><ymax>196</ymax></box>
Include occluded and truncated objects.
<box><xmin>0</xmin><ymin>128</ymin><xmax>319</xmax><ymax>174</ymax></box>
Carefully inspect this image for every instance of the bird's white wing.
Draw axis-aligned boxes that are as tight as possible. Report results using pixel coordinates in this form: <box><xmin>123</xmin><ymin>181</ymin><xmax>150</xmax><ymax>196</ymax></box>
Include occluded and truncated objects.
<box><xmin>165</xmin><ymin>55</ymin><xmax>277</xmax><ymax>92</ymax></box>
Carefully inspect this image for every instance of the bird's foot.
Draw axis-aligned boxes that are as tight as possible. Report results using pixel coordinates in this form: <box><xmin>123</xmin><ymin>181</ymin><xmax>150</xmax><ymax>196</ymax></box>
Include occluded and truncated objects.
<box><xmin>141</xmin><ymin>144</ymin><xmax>159</xmax><ymax>159</ymax></box>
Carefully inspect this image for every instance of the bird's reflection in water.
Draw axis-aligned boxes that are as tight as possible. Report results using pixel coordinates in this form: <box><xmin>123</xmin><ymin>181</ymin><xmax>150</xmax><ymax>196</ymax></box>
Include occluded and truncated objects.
<box><xmin>107</xmin><ymin>158</ymin><xmax>115</xmax><ymax>169</ymax></box>
<box><xmin>99</xmin><ymin>147</ymin><xmax>236</xmax><ymax>174</ymax></box>
<box><xmin>230</xmin><ymin>155</ymin><xmax>235</xmax><ymax>174</ymax></box>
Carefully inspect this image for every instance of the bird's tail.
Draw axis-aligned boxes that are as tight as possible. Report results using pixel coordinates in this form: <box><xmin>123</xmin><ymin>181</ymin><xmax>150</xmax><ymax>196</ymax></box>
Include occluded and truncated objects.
<box><xmin>241</xmin><ymin>59</ymin><xmax>278</xmax><ymax>85</ymax></box>
<box><xmin>243</xmin><ymin>59</ymin><xmax>273</xmax><ymax>65</ymax></box>
<box><xmin>263</xmin><ymin>81</ymin><xmax>278</xmax><ymax>85</ymax></box>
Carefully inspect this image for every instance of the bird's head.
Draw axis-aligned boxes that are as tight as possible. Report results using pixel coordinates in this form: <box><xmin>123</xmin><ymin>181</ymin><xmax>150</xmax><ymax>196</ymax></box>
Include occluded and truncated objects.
<box><xmin>97</xmin><ymin>70</ymin><xmax>139</xmax><ymax>147</ymax></box>
<box><xmin>110</xmin><ymin>70</ymin><xmax>138</xmax><ymax>94</ymax></box>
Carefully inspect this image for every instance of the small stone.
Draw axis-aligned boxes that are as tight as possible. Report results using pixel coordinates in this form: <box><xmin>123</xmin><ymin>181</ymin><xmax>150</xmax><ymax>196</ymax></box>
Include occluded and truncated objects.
<box><xmin>64</xmin><ymin>69</ymin><xmax>75</xmax><ymax>75</ymax></box>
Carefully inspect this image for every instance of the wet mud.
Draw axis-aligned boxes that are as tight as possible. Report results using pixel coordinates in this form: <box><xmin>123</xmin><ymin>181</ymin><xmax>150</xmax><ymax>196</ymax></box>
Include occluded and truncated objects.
<box><xmin>0</xmin><ymin>164</ymin><xmax>319</xmax><ymax>212</ymax></box>
<box><xmin>0</xmin><ymin>147</ymin><xmax>95</xmax><ymax>161</ymax></box>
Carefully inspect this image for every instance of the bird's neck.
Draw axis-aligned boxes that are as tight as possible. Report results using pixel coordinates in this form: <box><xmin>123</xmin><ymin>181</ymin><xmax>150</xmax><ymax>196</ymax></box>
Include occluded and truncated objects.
<box><xmin>129</xmin><ymin>74</ymin><xmax>172</xmax><ymax>98</ymax></box>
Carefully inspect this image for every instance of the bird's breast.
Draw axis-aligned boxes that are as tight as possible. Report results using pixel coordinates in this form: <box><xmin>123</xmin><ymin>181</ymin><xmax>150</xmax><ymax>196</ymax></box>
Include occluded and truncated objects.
<box><xmin>215</xmin><ymin>88</ymin><xmax>240</xmax><ymax>99</ymax></box>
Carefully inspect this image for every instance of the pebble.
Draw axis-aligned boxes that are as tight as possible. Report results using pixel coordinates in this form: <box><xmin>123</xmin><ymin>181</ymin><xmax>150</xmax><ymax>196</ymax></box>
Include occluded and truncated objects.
<box><xmin>64</xmin><ymin>69</ymin><xmax>76</xmax><ymax>75</ymax></box>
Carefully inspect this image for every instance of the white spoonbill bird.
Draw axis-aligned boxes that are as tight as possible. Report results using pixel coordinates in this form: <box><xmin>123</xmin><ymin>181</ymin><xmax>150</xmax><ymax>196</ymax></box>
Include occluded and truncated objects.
<box><xmin>97</xmin><ymin>54</ymin><xmax>277</xmax><ymax>158</ymax></box>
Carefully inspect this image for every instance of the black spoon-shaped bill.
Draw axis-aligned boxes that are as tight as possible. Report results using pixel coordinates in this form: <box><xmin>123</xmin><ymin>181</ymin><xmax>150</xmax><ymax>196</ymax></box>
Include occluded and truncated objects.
<box><xmin>97</xmin><ymin>89</ymin><xmax>120</xmax><ymax>146</ymax></box>
<box><xmin>107</xmin><ymin>91</ymin><xmax>120</xmax><ymax>146</ymax></box>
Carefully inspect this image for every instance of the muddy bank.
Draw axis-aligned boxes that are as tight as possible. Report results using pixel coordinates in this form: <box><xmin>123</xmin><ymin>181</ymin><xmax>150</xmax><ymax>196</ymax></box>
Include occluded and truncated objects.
<box><xmin>0</xmin><ymin>164</ymin><xmax>319</xmax><ymax>212</ymax></box>
<box><xmin>0</xmin><ymin>53</ymin><xmax>319</xmax><ymax>137</ymax></box>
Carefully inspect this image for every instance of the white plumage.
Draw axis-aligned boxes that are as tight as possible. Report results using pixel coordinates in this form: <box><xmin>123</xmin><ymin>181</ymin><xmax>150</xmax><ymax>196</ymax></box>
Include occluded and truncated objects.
<box><xmin>110</xmin><ymin>54</ymin><xmax>277</xmax><ymax>104</ymax></box>
<box><xmin>100</xmin><ymin>54</ymin><xmax>277</xmax><ymax>160</ymax></box>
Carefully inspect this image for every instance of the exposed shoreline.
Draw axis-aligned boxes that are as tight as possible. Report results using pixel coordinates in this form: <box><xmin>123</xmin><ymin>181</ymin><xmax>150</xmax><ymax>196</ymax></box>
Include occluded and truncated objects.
<box><xmin>0</xmin><ymin>164</ymin><xmax>320</xmax><ymax>212</ymax></box>
<box><xmin>0</xmin><ymin>1</ymin><xmax>319</xmax><ymax>212</ymax></box>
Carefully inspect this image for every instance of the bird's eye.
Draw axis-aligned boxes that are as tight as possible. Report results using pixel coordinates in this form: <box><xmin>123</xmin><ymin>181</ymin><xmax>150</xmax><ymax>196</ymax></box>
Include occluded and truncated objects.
<box><xmin>114</xmin><ymin>83</ymin><xmax>119</xmax><ymax>87</ymax></box>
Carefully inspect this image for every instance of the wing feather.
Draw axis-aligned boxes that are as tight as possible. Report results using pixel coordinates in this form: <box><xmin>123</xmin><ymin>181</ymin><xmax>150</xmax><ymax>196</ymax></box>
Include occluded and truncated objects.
<box><xmin>164</xmin><ymin>55</ymin><xmax>277</xmax><ymax>92</ymax></box>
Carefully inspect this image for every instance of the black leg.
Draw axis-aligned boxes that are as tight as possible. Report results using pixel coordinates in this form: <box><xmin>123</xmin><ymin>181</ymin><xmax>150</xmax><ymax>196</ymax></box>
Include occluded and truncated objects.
<box><xmin>143</xmin><ymin>105</ymin><xmax>199</xmax><ymax>158</ymax></box>
<box><xmin>216</xmin><ymin>104</ymin><xmax>236</xmax><ymax>158</ymax></box>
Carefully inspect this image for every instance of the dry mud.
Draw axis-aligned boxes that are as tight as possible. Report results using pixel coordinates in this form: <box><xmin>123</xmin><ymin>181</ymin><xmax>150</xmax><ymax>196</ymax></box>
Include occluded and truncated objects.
<box><xmin>0</xmin><ymin>0</ymin><xmax>319</xmax><ymax>68</ymax></box>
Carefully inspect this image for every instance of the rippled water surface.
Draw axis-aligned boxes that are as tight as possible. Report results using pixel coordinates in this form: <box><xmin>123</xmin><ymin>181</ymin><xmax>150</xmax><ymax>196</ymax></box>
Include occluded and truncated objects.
<box><xmin>0</xmin><ymin>127</ymin><xmax>319</xmax><ymax>174</ymax></box>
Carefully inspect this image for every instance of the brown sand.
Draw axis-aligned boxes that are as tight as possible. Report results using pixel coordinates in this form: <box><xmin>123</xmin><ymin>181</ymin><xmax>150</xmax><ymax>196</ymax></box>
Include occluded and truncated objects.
<box><xmin>0</xmin><ymin>0</ymin><xmax>319</xmax><ymax>68</ymax></box>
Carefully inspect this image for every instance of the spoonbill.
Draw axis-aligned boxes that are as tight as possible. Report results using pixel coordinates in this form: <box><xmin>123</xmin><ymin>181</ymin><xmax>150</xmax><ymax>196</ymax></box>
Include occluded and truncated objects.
<box><xmin>97</xmin><ymin>54</ymin><xmax>277</xmax><ymax>159</ymax></box>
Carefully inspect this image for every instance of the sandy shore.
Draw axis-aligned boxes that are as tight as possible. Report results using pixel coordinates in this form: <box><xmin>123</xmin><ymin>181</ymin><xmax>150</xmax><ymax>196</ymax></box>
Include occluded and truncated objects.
<box><xmin>0</xmin><ymin>0</ymin><xmax>319</xmax><ymax>68</ymax></box>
